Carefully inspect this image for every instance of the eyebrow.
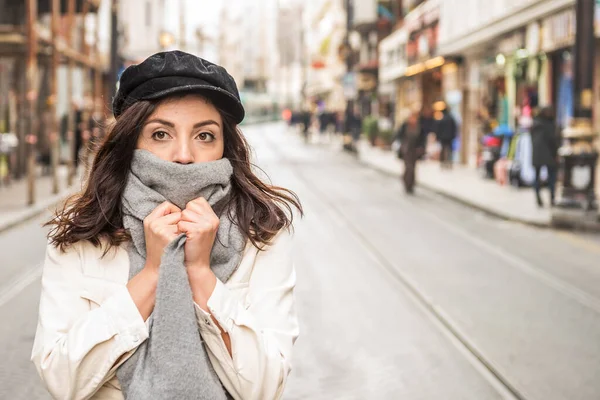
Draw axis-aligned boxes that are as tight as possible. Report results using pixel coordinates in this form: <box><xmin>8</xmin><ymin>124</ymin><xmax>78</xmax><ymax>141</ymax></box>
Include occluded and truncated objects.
<box><xmin>145</xmin><ymin>118</ymin><xmax>221</xmax><ymax>129</ymax></box>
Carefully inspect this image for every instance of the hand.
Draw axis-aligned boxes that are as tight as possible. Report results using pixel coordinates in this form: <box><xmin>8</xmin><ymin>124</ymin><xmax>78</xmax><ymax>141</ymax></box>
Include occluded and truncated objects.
<box><xmin>178</xmin><ymin>198</ymin><xmax>220</xmax><ymax>271</ymax></box>
<box><xmin>143</xmin><ymin>201</ymin><xmax>181</xmax><ymax>271</ymax></box>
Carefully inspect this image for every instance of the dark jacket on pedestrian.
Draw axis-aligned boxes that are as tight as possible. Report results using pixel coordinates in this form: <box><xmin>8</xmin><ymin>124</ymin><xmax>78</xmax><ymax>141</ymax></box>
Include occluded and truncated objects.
<box><xmin>347</xmin><ymin>112</ymin><xmax>362</xmax><ymax>139</ymax></box>
<box><xmin>420</xmin><ymin>115</ymin><xmax>436</xmax><ymax>136</ymax></box>
<box><xmin>436</xmin><ymin>112</ymin><xmax>457</xmax><ymax>144</ymax></box>
<box><xmin>395</xmin><ymin>121</ymin><xmax>427</xmax><ymax>155</ymax></box>
<box><xmin>530</xmin><ymin>114</ymin><xmax>559</xmax><ymax>167</ymax></box>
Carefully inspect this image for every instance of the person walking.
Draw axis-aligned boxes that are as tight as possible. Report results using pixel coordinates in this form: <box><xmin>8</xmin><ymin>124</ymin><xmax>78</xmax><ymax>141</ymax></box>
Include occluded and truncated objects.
<box><xmin>301</xmin><ymin>108</ymin><xmax>312</xmax><ymax>143</ymax></box>
<box><xmin>73</xmin><ymin>102</ymin><xmax>84</xmax><ymax>169</ymax></box>
<box><xmin>435</xmin><ymin>103</ymin><xmax>457</xmax><ymax>169</ymax></box>
<box><xmin>419</xmin><ymin>106</ymin><xmax>436</xmax><ymax>137</ymax></box>
<box><xmin>531</xmin><ymin>106</ymin><xmax>559</xmax><ymax>207</ymax></box>
<box><xmin>342</xmin><ymin>105</ymin><xmax>362</xmax><ymax>152</ymax></box>
<box><xmin>31</xmin><ymin>50</ymin><xmax>302</xmax><ymax>400</ymax></box>
<box><xmin>395</xmin><ymin>111</ymin><xmax>427</xmax><ymax>194</ymax></box>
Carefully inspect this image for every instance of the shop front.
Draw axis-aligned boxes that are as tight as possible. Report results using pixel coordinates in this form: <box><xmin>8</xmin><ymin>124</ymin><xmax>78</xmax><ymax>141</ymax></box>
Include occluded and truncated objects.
<box><xmin>378</xmin><ymin>26</ymin><xmax>408</xmax><ymax>127</ymax></box>
<box><xmin>403</xmin><ymin>0</ymin><xmax>444</xmax><ymax>113</ymax></box>
<box><xmin>462</xmin><ymin>28</ymin><xmax>542</xmax><ymax>182</ymax></box>
<box><xmin>542</xmin><ymin>7</ymin><xmax>576</xmax><ymax>132</ymax></box>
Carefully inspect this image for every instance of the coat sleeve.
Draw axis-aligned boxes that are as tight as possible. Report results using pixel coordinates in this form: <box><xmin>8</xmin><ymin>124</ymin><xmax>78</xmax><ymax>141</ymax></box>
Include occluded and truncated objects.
<box><xmin>394</xmin><ymin>124</ymin><xmax>405</xmax><ymax>142</ymax></box>
<box><xmin>31</xmin><ymin>242</ymin><xmax>149</xmax><ymax>400</ymax></box>
<box><xmin>193</xmin><ymin>229</ymin><xmax>299</xmax><ymax>400</ymax></box>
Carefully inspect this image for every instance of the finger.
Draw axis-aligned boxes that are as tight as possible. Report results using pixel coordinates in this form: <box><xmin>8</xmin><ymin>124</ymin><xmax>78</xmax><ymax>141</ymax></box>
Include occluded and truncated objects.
<box><xmin>147</xmin><ymin>201</ymin><xmax>181</xmax><ymax>221</ymax></box>
<box><xmin>187</xmin><ymin>197</ymin><xmax>212</xmax><ymax>213</ymax></box>
<box><xmin>178</xmin><ymin>220</ymin><xmax>214</xmax><ymax>235</ymax></box>
<box><xmin>177</xmin><ymin>220</ymin><xmax>196</xmax><ymax>235</ymax></box>
<box><xmin>187</xmin><ymin>198</ymin><xmax>217</xmax><ymax>218</ymax></box>
<box><xmin>162</xmin><ymin>202</ymin><xmax>182</xmax><ymax>215</ymax></box>
<box><xmin>165</xmin><ymin>225</ymin><xmax>181</xmax><ymax>237</ymax></box>
<box><xmin>181</xmin><ymin>208</ymin><xmax>203</xmax><ymax>223</ymax></box>
<box><xmin>181</xmin><ymin>209</ymin><xmax>219</xmax><ymax>232</ymax></box>
<box><xmin>157</xmin><ymin>211</ymin><xmax>182</xmax><ymax>226</ymax></box>
<box><xmin>157</xmin><ymin>224</ymin><xmax>180</xmax><ymax>237</ymax></box>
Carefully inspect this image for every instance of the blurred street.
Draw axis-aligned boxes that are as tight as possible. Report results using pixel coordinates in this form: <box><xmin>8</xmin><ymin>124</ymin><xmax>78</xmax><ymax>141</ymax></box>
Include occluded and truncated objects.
<box><xmin>2</xmin><ymin>123</ymin><xmax>600</xmax><ymax>399</ymax></box>
<box><xmin>2</xmin><ymin>0</ymin><xmax>600</xmax><ymax>398</ymax></box>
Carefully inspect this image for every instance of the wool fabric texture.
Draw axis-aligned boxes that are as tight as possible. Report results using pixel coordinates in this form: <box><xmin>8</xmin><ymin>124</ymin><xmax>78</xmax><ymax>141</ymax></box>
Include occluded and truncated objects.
<box><xmin>116</xmin><ymin>149</ymin><xmax>245</xmax><ymax>399</ymax></box>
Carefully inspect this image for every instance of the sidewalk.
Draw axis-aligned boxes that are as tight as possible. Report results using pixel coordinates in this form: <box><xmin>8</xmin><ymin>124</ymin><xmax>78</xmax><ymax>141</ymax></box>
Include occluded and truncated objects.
<box><xmin>0</xmin><ymin>166</ymin><xmax>81</xmax><ymax>234</ymax></box>
<box><xmin>355</xmin><ymin>140</ymin><xmax>554</xmax><ymax>227</ymax></box>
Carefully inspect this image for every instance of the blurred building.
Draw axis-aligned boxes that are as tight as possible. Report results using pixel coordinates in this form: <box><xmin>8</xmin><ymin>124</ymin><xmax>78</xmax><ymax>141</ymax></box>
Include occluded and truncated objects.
<box><xmin>274</xmin><ymin>1</ymin><xmax>305</xmax><ymax>110</ymax></box>
<box><xmin>303</xmin><ymin>0</ymin><xmax>347</xmax><ymax>112</ymax></box>
<box><xmin>301</xmin><ymin>0</ymin><xmax>401</xmax><ymax>118</ymax></box>
<box><xmin>119</xmin><ymin>0</ymin><xmax>165</xmax><ymax>63</ymax></box>
<box><xmin>438</xmin><ymin>0</ymin><xmax>600</xmax><ymax>168</ymax></box>
<box><xmin>352</xmin><ymin>0</ymin><xmax>396</xmax><ymax>119</ymax></box>
<box><xmin>377</xmin><ymin>0</ymin><xmax>600</xmax><ymax>190</ymax></box>
<box><xmin>218</xmin><ymin>0</ymin><xmax>279</xmax><ymax>118</ymax></box>
<box><xmin>120</xmin><ymin>1</ymin><xmax>220</xmax><ymax>66</ymax></box>
<box><xmin>379</xmin><ymin>0</ymin><xmax>447</xmax><ymax>126</ymax></box>
<box><xmin>218</xmin><ymin>1</ymin><xmax>245</xmax><ymax>87</ymax></box>
<box><xmin>0</xmin><ymin>0</ymin><xmax>109</xmax><ymax>184</ymax></box>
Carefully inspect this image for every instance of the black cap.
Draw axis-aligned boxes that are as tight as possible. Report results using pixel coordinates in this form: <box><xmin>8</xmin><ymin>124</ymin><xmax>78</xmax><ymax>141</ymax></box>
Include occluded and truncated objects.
<box><xmin>113</xmin><ymin>51</ymin><xmax>245</xmax><ymax>123</ymax></box>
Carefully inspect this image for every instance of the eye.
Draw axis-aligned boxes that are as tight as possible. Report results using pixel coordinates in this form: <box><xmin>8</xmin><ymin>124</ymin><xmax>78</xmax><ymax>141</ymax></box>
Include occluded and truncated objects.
<box><xmin>196</xmin><ymin>132</ymin><xmax>216</xmax><ymax>142</ymax></box>
<box><xmin>151</xmin><ymin>131</ymin><xmax>171</xmax><ymax>141</ymax></box>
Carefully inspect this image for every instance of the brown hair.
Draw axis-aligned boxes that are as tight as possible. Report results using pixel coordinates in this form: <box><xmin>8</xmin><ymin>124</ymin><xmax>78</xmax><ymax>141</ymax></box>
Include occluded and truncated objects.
<box><xmin>47</xmin><ymin>96</ymin><xmax>302</xmax><ymax>253</ymax></box>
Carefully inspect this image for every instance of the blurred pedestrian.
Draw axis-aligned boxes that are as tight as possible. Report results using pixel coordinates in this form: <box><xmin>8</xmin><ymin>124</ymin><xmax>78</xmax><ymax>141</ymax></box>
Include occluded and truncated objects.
<box><xmin>33</xmin><ymin>50</ymin><xmax>302</xmax><ymax>400</ymax></box>
<box><xmin>420</xmin><ymin>106</ymin><xmax>436</xmax><ymax>136</ymax></box>
<box><xmin>335</xmin><ymin>111</ymin><xmax>344</xmax><ymax>134</ymax></box>
<box><xmin>73</xmin><ymin>101</ymin><xmax>84</xmax><ymax>169</ymax></box>
<box><xmin>395</xmin><ymin>110</ymin><xmax>427</xmax><ymax>194</ymax></box>
<box><xmin>38</xmin><ymin>111</ymin><xmax>52</xmax><ymax>176</ymax></box>
<box><xmin>345</xmin><ymin>105</ymin><xmax>362</xmax><ymax>152</ymax></box>
<box><xmin>531</xmin><ymin>106</ymin><xmax>559</xmax><ymax>207</ymax></box>
<box><xmin>301</xmin><ymin>108</ymin><xmax>312</xmax><ymax>142</ymax></box>
<box><xmin>434</xmin><ymin>102</ymin><xmax>457</xmax><ymax>169</ymax></box>
<box><xmin>318</xmin><ymin>110</ymin><xmax>328</xmax><ymax>142</ymax></box>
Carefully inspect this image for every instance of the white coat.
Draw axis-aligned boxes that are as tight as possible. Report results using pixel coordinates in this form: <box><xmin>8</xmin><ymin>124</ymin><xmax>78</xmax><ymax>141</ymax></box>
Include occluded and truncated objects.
<box><xmin>31</xmin><ymin>230</ymin><xmax>299</xmax><ymax>400</ymax></box>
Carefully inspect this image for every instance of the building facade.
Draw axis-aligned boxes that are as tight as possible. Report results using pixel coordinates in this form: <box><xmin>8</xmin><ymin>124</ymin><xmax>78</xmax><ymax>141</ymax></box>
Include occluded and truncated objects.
<box><xmin>275</xmin><ymin>1</ymin><xmax>306</xmax><ymax>109</ymax></box>
<box><xmin>0</xmin><ymin>0</ymin><xmax>107</xmax><ymax>194</ymax></box>
<box><xmin>380</xmin><ymin>0</ymin><xmax>600</xmax><ymax>187</ymax></box>
<box><xmin>119</xmin><ymin>0</ymin><xmax>165</xmax><ymax>63</ymax></box>
<box><xmin>303</xmin><ymin>0</ymin><xmax>347</xmax><ymax>112</ymax></box>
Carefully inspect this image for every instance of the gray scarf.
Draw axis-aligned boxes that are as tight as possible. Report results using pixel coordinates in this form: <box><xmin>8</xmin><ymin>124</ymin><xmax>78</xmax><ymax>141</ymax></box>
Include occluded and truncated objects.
<box><xmin>117</xmin><ymin>149</ymin><xmax>246</xmax><ymax>399</ymax></box>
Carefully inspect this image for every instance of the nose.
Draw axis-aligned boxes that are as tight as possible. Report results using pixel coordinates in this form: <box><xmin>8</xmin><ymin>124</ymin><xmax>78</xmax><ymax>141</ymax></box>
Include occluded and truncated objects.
<box><xmin>172</xmin><ymin>140</ymin><xmax>194</xmax><ymax>164</ymax></box>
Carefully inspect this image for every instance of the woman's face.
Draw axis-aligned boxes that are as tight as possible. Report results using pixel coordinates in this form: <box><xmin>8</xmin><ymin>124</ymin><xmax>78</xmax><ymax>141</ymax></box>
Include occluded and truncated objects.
<box><xmin>137</xmin><ymin>95</ymin><xmax>224</xmax><ymax>163</ymax></box>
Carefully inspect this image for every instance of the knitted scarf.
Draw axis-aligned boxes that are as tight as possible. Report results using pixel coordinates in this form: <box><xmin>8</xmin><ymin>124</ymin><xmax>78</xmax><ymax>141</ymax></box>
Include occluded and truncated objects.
<box><xmin>117</xmin><ymin>149</ymin><xmax>245</xmax><ymax>399</ymax></box>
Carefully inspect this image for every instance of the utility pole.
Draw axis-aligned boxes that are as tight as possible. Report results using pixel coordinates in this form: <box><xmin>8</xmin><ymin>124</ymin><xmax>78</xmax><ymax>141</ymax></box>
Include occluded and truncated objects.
<box><xmin>299</xmin><ymin>4</ymin><xmax>306</xmax><ymax>110</ymax></box>
<box><xmin>109</xmin><ymin>0</ymin><xmax>119</xmax><ymax>100</ymax></box>
<box><xmin>94</xmin><ymin>9</ymin><xmax>102</xmax><ymax>118</ymax></box>
<box><xmin>25</xmin><ymin>0</ymin><xmax>38</xmax><ymax>205</ymax></box>
<box><xmin>343</xmin><ymin>0</ymin><xmax>356</xmax><ymax>151</ymax></box>
<box><xmin>50</xmin><ymin>0</ymin><xmax>60</xmax><ymax>195</ymax></box>
<box><xmin>66</xmin><ymin>0</ymin><xmax>76</xmax><ymax>186</ymax></box>
<box><xmin>553</xmin><ymin>0</ymin><xmax>599</xmax><ymax>215</ymax></box>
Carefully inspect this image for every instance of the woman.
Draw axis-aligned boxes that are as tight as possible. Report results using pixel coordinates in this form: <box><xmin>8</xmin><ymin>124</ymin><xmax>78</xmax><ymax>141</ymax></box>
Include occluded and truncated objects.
<box><xmin>31</xmin><ymin>50</ymin><xmax>302</xmax><ymax>400</ymax></box>
<box><xmin>531</xmin><ymin>106</ymin><xmax>559</xmax><ymax>207</ymax></box>
<box><xmin>395</xmin><ymin>111</ymin><xmax>428</xmax><ymax>194</ymax></box>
